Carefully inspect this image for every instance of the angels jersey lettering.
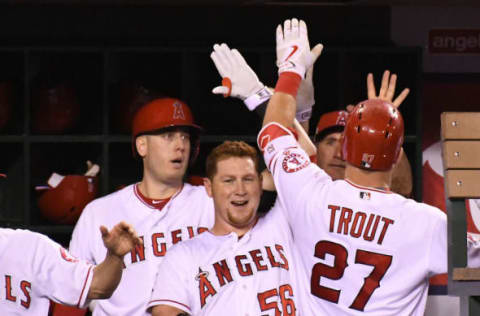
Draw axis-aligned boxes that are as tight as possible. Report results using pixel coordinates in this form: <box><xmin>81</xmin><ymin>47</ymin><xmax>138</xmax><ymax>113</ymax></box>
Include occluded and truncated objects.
<box><xmin>148</xmin><ymin>203</ymin><xmax>303</xmax><ymax>315</ymax></box>
<box><xmin>0</xmin><ymin>228</ymin><xmax>93</xmax><ymax>315</ymax></box>
<box><xmin>260</xmin><ymin>129</ymin><xmax>447</xmax><ymax>316</ymax></box>
<box><xmin>69</xmin><ymin>183</ymin><xmax>214</xmax><ymax>316</ymax></box>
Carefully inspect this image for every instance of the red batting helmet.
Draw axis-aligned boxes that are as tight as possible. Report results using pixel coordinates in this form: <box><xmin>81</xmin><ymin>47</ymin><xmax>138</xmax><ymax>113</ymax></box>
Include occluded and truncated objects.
<box><xmin>31</xmin><ymin>82</ymin><xmax>80</xmax><ymax>134</ymax></box>
<box><xmin>112</xmin><ymin>81</ymin><xmax>156</xmax><ymax>134</ymax></box>
<box><xmin>342</xmin><ymin>99</ymin><xmax>404</xmax><ymax>171</ymax></box>
<box><xmin>132</xmin><ymin>98</ymin><xmax>202</xmax><ymax>162</ymax></box>
<box><xmin>37</xmin><ymin>175</ymin><xmax>98</xmax><ymax>225</ymax></box>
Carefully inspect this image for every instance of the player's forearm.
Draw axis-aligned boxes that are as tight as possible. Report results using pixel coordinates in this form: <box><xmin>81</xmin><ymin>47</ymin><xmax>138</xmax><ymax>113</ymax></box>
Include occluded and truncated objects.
<box><xmin>293</xmin><ymin>118</ymin><xmax>316</xmax><ymax>157</ymax></box>
<box><xmin>390</xmin><ymin>148</ymin><xmax>412</xmax><ymax>197</ymax></box>
<box><xmin>88</xmin><ymin>251</ymin><xmax>124</xmax><ymax>299</ymax></box>
<box><xmin>262</xmin><ymin>92</ymin><xmax>296</xmax><ymax>128</ymax></box>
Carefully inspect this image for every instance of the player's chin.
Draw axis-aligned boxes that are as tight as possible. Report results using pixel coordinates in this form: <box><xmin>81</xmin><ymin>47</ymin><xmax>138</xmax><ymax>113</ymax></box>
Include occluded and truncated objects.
<box><xmin>228</xmin><ymin>205</ymin><xmax>256</xmax><ymax>222</ymax></box>
<box><xmin>327</xmin><ymin>165</ymin><xmax>345</xmax><ymax>180</ymax></box>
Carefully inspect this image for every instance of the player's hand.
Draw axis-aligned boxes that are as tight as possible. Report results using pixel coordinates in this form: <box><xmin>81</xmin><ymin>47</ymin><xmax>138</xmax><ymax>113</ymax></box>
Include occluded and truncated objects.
<box><xmin>210</xmin><ymin>43</ymin><xmax>271</xmax><ymax>111</ymax></box>
<box><xmin>100</xmin><ymin>221</ymin><xmax>142</xmax><ymax>258</ymax></box>
<box><xmin>276</xmin><ymin>18</ymin><xmax>323</xmax><ymax>78</ymax></box>
<box><xmin>367</xmin><ymin>70</ymin><xmax>410</xmax><ymax>108</ymax></box>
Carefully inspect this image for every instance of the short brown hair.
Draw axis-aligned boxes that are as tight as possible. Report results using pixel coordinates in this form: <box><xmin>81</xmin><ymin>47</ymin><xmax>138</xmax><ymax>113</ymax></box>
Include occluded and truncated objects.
<box><xmin>206</xmin><ymin>141</ymin><xmax>260</xmax><ymax>180</ymax></box>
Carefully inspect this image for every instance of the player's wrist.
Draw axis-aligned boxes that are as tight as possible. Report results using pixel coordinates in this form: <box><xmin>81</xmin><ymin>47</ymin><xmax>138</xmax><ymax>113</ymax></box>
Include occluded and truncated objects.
<box><xmin>244</xmin><ymin>86</ymin><xmax>273</xmax><ymax>111</ymax></box>
<box><xmin>275</xmin><ymin>72</ymin><xmax>302</xmax><ymax>97</ymax></box>
<box><xmin>296</xmin><ymin>108</ymin><xmax>312</xmax><ymax>122</ymax></box>
<box><xmin>106</xmin><ymin>248</ymin><xmax>126</xmax><ymax>261</ymax></box>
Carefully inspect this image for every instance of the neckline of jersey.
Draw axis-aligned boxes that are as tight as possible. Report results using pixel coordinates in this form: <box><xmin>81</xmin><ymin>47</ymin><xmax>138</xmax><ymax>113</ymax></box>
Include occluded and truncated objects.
<box><xmin>345</xmin><ymin>179</ymin><xmax>392</xmax><ymax>194</ymax></box>
<box><xmin>133</xmin><ymin>183</ymin><xmax>183</xmax><ymax>210</ymax></box>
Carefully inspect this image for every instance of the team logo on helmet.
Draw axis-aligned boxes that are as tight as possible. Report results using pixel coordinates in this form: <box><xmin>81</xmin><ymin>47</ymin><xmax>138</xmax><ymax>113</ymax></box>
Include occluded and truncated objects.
<box><xmin>361</xmin><ymin>153</ymin><xmax>375</xmax><ymax>169</ymax></box>
<box><xmin>173</xmin><ymin>102</ymin><xmax>186</xmax><ymax>120</ymax></box>
<box><xmin>282</xmin><ymin>151</ymin><xmax>310</xmax><ymax>173</ymax></box>
<box><xmin>336</xmin><ymin>112</ymin><xmax>348</xmax><ymax>126</ymax></box>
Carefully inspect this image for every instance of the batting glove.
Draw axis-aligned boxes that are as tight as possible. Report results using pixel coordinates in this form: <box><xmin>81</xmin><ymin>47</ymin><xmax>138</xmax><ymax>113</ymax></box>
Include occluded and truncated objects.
<box><xmin>210</xmin><ymin>43</ymin><xmax>272</xmax><ymax>111</ymax></box>
<box><xmin>276</xmin><ymin>18</ymin><xmax>323</xmax><ymax>79</ymax></box>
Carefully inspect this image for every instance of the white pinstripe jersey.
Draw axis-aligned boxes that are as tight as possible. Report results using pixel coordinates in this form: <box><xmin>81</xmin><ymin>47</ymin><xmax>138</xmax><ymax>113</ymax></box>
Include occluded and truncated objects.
<box><xmin>0</xmin><ymin>228</ymin><xmax>94</xmax><ymax>315</ymax></box>
<box><xmin>69</xmin><ymin>183</ymin><xmax>215</xmax><ymax>316</ymax></box>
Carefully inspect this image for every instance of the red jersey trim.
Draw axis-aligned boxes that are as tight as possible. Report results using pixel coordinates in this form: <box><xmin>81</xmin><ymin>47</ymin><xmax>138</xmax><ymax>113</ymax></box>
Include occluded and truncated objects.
<box><xmin>77</xmin><ymin>265</ymin><xmax>93</xmax><ymax>308</ymax></box>
<box><xmin>149</xmin><ymin>299</ymin><xmax>191</xmax><ymax>312</ymax></box>
<box><xmin>133</xmin><ymin>183</ymin><xmax>181</xmax><ymax>210</ymax></box>
<box><xmin>345</xmin><ymin>179</ymin><xmax>392</xmax><ymax>194</ymax></box>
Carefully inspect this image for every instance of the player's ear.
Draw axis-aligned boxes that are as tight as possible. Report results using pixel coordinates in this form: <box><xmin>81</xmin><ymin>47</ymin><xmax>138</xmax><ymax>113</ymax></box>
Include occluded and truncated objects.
<box><xmin>204</xmin><ymin>177</ymin><xmax>213</xmax><ymax>198</ymax></box>
<box><xmin>136</xmin><ymin>135</ymin><xmax>148</xmax><ymax>158</ymax></box>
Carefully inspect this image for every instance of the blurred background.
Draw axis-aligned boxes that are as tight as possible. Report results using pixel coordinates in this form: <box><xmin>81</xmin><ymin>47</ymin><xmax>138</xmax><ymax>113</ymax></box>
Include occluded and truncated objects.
<box><xmin>0</xmin><ymin>2</ymin><xmax>478</xmax><ymax>313</ymax></box>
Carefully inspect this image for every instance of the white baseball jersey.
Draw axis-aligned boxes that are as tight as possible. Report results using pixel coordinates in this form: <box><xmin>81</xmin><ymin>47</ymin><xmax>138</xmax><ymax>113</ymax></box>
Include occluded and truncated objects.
<box><xmin>69</xmin><ymin>183</ymin><xmax>214</xmax><ymax>316</ymax></box>
<box><xmin>148</xmin><ymin>201</ymin><xmax>304</xmax><ymax>315</ymax></box>
<box><xmin>0</xmin><ymin>228</ymin><xmax>94</xmax><ymax>315</ymax></box>
<box><xmin>258</xmin><ymin>123</ymin><xmax>447</xmax><ymax>316</ymax></box>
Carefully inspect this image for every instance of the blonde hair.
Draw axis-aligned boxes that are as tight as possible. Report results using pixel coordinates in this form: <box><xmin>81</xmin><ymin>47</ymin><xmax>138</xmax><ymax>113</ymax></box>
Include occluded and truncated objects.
<box><xmin>206</xmin><ymin>141</ymin><xmax>260</xmax><ymax>180</ymax></box>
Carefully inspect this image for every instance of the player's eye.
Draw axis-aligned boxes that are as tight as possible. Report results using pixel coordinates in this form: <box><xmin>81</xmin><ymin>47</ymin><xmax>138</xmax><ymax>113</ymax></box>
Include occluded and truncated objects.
<box><xmin>161</xmin><ymin>132</ymin><xmax>174</xmax><ymax>140</ymax></box>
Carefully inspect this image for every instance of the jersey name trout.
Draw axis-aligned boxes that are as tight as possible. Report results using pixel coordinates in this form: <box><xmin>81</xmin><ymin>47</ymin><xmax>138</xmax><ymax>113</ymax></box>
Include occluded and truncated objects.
<box><xmin>328</xmin><ymin>204</ymin><xmax>394</xmax><ymax>245</ymax></box>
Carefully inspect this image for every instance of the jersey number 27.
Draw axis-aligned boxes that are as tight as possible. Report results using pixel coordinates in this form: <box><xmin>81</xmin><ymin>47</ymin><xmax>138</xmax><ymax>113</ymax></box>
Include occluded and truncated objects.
<box><xmin>311</xmin><ymin>240</ymin><xmax>392</xmax><ymax>311</ymax></box>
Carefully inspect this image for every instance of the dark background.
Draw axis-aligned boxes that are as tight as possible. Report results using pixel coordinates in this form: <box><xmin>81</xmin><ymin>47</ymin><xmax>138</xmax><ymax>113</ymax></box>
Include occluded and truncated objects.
<box><xmin>0</xmin><ymin>1</ymin><xmax>476</xmax><ymax>245</ymax></box>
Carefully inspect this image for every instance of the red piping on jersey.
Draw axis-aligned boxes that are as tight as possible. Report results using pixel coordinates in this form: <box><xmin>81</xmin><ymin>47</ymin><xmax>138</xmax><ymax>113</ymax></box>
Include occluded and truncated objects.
<box><xmin>133</xmin><ymin>183</ymin><xmax>181</xmax><ymax>210</ymax></box>
<box><xmin>345</xmin><ymin>179</ymin><xmax>392</xmax><ymax>194</ymax></box>
<box><xmin>149</xmin><ymin>299</ymin><xmax>191</xmax><ymax>312</ymax></box>
<box><xmin>77</xmin><ymin>265</ymin><xmax>93</xmax><ymax>308</ymax></box>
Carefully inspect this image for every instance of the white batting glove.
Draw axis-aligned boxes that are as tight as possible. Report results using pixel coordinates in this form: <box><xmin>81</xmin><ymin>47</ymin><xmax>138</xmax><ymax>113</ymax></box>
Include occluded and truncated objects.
<box><xmin>276</xmin><ymin>18</ymin><xmax>323</xmax><ymax>79</ymax></box>
<box><xmin>210</xmin><ymin>43</ymin><xmax>272</xmax><ymax>111</ymax></box>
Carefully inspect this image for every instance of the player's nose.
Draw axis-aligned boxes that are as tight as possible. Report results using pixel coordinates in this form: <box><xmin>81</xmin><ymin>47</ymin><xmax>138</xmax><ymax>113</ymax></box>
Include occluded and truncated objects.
<box><xmin>234</xmin><ymin>181</ymin><xmax>247</xmax><ymax>195</ymax></box>
<box><xmin>173</xmin><ymin>133</ymin><xmax>187</xmax><ymax>151</ymax></box>
<box><xmin>334</xmin><ymin>142</ymin><xmax>344</xmax><ymax>160</ymax></box>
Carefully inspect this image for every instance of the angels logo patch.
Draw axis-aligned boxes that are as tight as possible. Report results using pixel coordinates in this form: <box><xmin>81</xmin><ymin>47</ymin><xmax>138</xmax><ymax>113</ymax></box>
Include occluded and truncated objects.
<box><xmin>60</xmin><ymin>247</ymin><xmax>79</xmax><ymax>263</ymax></box>
<box><xmin>282</xmin><ymin>151</ymin><xmax>310</xmax><ymax>173</ymax></box>
<box><xmin>173</xmin><ymin>102</ymin><xmax>186</xmax><ymax>120</ymax></box>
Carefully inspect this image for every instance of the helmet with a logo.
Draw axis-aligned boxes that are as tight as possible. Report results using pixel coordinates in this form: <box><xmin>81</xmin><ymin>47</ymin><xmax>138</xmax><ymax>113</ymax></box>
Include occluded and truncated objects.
<box><xmin>36</xmin><ymin>162</ymin><xmax>99</xmax><ymax>225</ymax></box>
<box><xmin>131</xmin><ymin>97</ymin><xmax>202</xmax><ymax>162</ymax></box>
<box><xmin>342</xmin><ymin>99</ymin><xmax>404</xmax><ymax>171</ymax></box>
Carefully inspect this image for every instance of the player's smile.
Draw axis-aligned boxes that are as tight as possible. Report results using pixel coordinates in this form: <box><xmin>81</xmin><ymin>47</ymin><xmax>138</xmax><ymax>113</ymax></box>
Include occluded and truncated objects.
<box><xmin>206</xmin><ymin>156</ymin><xmax>262</xmax><ymax>235</ymax></box>
<box><xmin>231</xmin><ymin>200</ymin><xmax>248</xmax><ymax>207</ymax></box>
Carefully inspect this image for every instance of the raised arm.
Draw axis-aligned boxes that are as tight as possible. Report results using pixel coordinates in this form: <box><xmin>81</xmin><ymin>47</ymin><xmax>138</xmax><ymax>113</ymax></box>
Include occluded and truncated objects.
<box><xmin>88</xmin><ymin>221</ymin><xmax>142</xmax><ymax>299</ymax></box>
<box><xmin>366</xmin><ymin>70</ymin><xmax>412</xmax><ymax>196</ymax></box>
<box><xmin>210</xmin><ymin>40</ymin><xmax>319</xmax><ymax>191</ymax></box>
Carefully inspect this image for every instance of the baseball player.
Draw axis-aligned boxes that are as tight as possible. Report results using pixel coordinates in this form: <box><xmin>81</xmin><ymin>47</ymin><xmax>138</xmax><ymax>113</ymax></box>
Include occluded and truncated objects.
<box><xmin>148</xmin><ymin>141</ymin><xmax>304</xmax><ymax>316</ymax></box>
<box><xmin>210</xmin><ymin>43</ymin><xmax>412</xmax><ymax>197</ymax></box>
<box><xmin>64</xmin><ymin>98</ymin><xmax>215</xmax><ymax>316</ymax></box>
<box><xmin>0</xmin><ymin>220</ymin><xmax>142</xmax><ymax>315</ymax></box>
<box><xmin>256</xmin><ymin>18</ymin><xmax>479</xmax><ymax>315</ymax></box>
